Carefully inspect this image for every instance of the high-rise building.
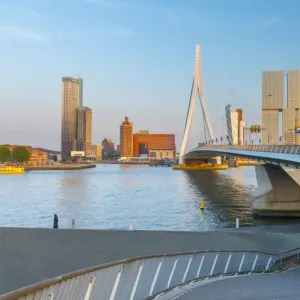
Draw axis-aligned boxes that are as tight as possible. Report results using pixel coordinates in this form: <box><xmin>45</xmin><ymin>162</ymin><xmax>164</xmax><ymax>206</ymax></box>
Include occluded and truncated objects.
<box><xmin>120</xmin><ymin>116</ymin><xmax>133</xmax><ymax>158</ymax></box>
<box><xmin>283</xmin><ymin>108</ymin><xmax>300</xmax><ymax>145</ymax></box>
<box><xmin>76</xmin><ymin>107</ymin><xmax>92</xmax><ymax>156</ymax></box>
<box><xmin>262</xmin><ymin>110</ymin><xmax>279</xmax><ymax>144</ymax></box>
<box><xmin>230</xmin><ymin>111</ymin><xmax>239</xmax><ymax>145</ymax></box>
<box><xmin>226</xmin><ymin>106</ymin><xmax>246</xmax><ymax>145</ymax></box>
<box><xmin>61</xmin><ymin>77</ymin><xmax>82</xmax><ymax>158</ymax></box>
<box><xmin>133</xmin><ymin>131</ymin><xmax>176</xmax><ymax>158</ymax></box>
<box><xmin>239</xmin><ymin>120</ymin><xmax>247</xmax><ymax>145</ymax></box>
<box><xmin>78</xmin><ymin>77</ymin><xmax>83</xmax><ymax>107</ymax></box>
<box><xmin>261</xmin><ymin>71</ymin><xmax>284</xmax><ymax>145</ymax></box>
<box><xmin>262</xmin><ymin>70</ymin><xmax>300</xmax><ymax>145</ymax></box>
<box><xmin>284</xmin><ymin>70</ymin><xmax>300</xmax><ymax>144</ymax></box>
<box><xmin>287</xmin><ymin>70</ymin><xmax>300</xmax><ymax>109</ymax></box>
<box><xmin>236</xmin><ymin>109</ymin><xmax>242</xmax><ymax>144</ymax></box>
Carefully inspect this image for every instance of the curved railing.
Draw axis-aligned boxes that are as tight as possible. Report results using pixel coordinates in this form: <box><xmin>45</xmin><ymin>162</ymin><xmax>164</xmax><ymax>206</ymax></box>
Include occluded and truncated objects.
<box><xmin>196</xmin><ymin>144</ymin><xmax>300</xmax><ymax>155</ymax></box>
<box><xmin>0</xmin><ymin>249</ymin><xmax>298</xmax><ymax>300</ymax></box>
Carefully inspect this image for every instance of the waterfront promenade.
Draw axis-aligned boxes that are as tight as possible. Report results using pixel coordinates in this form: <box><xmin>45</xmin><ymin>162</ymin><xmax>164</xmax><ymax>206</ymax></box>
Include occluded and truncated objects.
<box><xmin>25</xmin><ymin>163</ymin><xmax>96</xmax><ymax>171</ymax></box>
<box><xmin>1</xmin><ymin>226</ymin><xmax>300</xmax><ymax>294</ymax></box>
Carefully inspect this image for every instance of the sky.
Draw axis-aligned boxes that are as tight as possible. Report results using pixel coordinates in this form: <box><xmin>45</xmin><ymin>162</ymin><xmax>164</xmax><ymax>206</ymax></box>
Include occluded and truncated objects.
<box><xmin>1</xmin><ymin>0</ymin><xmax>300</xmax><ymax>150</ymax></box>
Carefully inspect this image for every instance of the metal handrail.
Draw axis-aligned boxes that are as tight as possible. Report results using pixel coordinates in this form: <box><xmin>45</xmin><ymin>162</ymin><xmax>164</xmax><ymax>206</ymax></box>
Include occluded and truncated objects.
<box><xmin>0</xmin><ymin>248</ymin><xmax>298</xmax><ymax>300</ymax></box>
<box><xmin>0</xmin><ymin>249</ymin><xmax>275</xmax><ymax>299</ymax></box>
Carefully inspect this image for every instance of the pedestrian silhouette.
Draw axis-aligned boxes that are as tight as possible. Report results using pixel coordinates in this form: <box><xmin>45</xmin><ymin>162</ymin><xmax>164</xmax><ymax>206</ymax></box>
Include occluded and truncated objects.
<box><xmin>53</xmin><ymin>214</ymin><xmax>58</xmax><ymax>229</ymax></box>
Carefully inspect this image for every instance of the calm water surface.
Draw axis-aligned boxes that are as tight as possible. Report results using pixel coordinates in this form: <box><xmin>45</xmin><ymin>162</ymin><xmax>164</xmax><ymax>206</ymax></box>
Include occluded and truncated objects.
<box><xmin>0</xmin><ymin>165</ymin><xmax>297</xmax><ymax>230</ymax></box>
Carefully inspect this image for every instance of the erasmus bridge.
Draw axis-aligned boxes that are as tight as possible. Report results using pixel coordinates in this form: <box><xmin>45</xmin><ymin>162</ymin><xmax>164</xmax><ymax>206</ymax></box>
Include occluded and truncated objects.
<box><xmin>179</xmin><ymin>45</ymin><xmax>300</xmax><ymax>218</ymax></box>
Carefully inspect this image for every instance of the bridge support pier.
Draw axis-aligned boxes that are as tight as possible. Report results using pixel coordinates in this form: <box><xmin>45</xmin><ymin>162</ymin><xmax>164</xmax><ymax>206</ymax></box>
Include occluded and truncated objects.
<box><xmin>254</xmin><ymin>164</ymin><xmax>300</xmax><ymax>217</ymax></box>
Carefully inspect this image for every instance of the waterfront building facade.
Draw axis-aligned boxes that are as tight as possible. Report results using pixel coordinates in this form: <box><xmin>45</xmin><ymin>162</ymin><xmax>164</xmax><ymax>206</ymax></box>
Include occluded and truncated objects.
<box><xmin>133</xmin><ymin>131</ymin><xmax>176</xmax><ymax>158</ymax></box>
<box><xmin>28</xmin><ymin>151</ymin><xmax>48</xmax><ymax>165</ymax></box>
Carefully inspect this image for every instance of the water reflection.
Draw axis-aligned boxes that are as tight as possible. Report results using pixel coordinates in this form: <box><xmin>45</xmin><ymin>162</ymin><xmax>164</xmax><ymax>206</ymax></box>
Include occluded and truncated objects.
<box><xmin>0</xmin><ymin>165</ymin><xmax>298</xmax><ymax>230</ymax></box>
<box><xmin>183</xmin><ymin>168</ymin><xmax>257</xmax><ymax>227</ymax></box>
<box><xmin>59</xmin><ymin>171</ymin><xmax>89</xmax><ymax>203</ymax></box>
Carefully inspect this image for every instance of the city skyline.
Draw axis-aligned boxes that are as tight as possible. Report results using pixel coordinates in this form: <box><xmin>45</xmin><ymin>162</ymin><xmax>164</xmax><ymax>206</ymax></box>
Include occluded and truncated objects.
<box><xmin>1</xmin><ymin>0</ymin><xmax>300</xmax><ymax>149</ymax></box>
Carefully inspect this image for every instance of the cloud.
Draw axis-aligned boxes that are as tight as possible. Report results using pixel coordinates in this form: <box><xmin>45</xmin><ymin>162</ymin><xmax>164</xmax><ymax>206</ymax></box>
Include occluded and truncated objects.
<box><xmin>57</xmin><ymin>27</ymin><xmax>133</xmax><ymax>38</ymax></box>
<box><xmin>20</xmin><ymin>8</ymin><xmax>42</xmax><ymax>20</ymax></box>
<box><xmin>259</xmin><ymin>16</ymin><xmax>278</xmax><ymax>28</ymax></box>
<box><xmin>0</xmin><ymin>25</ymin><xmax>45</xmax><ymax>42</ymax></box>
<box><xmin>57</xmin><ymin>30</ymin><xmax>88</xmax><ymax>38</ymax></box>
<box><xmin>154</xmin><ymin>4</ymin><xmax>180</xmax><ymax>26</ymax></box>
<box><xmin>84</xmin><ymin>0</ymin><xmax>109</xmax><ymax>7</ymax></box>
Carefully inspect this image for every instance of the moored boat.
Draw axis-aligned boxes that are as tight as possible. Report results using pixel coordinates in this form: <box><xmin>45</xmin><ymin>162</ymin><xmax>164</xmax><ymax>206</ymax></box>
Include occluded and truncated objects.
<box><xmin>0</xmin><ymin>165</ymin><xmax>26</xmax><ymax>174</ymax></box>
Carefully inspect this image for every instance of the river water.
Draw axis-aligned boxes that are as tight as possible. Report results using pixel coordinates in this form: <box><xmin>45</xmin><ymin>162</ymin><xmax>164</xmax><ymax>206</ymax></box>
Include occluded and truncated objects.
<box><xmin>0</xmin><ymin>165</ymin><xmax>298</xmax><ymax>230</ymax></box>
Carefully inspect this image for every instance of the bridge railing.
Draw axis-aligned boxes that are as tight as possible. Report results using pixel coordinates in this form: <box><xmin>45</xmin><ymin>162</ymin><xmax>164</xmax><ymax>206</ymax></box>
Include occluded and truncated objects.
<box><xmin>197</xmin><ymin>144</ymin><xmax>300</xmax><ymax>155</ymax></box>
<box><xmin>0</xmin><ymin>250</ymin><xmax>280</xmax><ymax>300</ymax></box>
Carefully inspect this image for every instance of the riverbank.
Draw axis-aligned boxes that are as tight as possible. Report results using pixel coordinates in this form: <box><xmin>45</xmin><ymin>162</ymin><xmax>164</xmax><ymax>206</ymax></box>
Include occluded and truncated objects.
<box><xmin>97</xmin><ymin>160</ymin><xmax>149</xmax><ymax>165</ymax></box>
<box><xmin>25</xmin><ymin>164</ymin><xmax>96</xmax><ymax>171</ymax></box>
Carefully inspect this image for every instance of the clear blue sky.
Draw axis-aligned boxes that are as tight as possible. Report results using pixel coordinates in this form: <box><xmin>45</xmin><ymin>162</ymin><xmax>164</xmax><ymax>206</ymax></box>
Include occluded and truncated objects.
<box><xmin>1</xmin><ymin>0</ymin><xmax>300</xmax><ymax>150</ymax></box>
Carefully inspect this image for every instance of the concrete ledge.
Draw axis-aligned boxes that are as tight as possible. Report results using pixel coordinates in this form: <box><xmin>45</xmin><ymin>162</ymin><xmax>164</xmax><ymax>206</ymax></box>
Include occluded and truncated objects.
<box><xmin>0</xmin><ymin>227</ymin><xmax>300</xmax><ymax>294</ymax></box>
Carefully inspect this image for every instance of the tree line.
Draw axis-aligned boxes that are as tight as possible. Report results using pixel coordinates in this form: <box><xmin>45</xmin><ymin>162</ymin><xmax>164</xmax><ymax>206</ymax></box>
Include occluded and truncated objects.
<box><xmin>0</xmin><ymin>146</ymin><xmax>31</xmax><ymax>163</ymax></box>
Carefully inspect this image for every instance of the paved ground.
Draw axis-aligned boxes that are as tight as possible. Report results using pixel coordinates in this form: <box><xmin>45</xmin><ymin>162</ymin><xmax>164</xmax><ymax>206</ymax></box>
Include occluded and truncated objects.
<box><xmin>0</xmin><ymin>226</ymin><xmax>300</xmax><ymax>294</ymax></box>
<box><xmin>231</xmin><ymin>224</ymin><xmax>300</xmax><ymax>233</ymax></box>
<box><xmin>163</xmin><ymin>267</ymin><xmax>300</xmax><ymax>300</ymax></box>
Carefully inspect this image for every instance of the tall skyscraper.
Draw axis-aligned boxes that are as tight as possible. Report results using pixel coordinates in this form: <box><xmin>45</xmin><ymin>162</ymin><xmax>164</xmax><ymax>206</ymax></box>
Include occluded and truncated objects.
<box><xmin>61</xmin><ymin>77</ymin><xmax>82</xmax><ymax>158</ymax></box>
<box><xmin>262</xmin><ymin>71</ymin><xmax>284</xmax><ymax>145</ymax></box>
<box><xmin>76</xmin><ymin>107</ymin><xmax>92</xmax><ymax>156</ymax></box>
<box><xmin>284</xmin><ymin>70</ymin><xmax>300</xmax><ymax>144</ymax></box>
<box><xmin>120</xmin><ymin>116</ymin><xmax>133</xmax><ymax>158</ymax></box>
<box><xmin>262</xmin><ymin>70</ymin><xmax>300</xmax><ymax>145</ymax></box>
<box><xmin>78</xmin><ymin>77</ymin><xmax>83</xmax><ymax>107</ymax></box>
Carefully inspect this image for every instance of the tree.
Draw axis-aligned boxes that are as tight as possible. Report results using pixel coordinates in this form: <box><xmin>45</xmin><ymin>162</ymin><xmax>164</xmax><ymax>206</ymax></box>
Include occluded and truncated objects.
<box><xmin>52</xmin><ymin>154</ymin><xmax>58</xmax><ymax>162</ymax></box>
<box><xmin>12</xmin><ymin>146</ymin><xmax>31</xmax><ymax>163</ymax></box>
<box><xmin>62</xmin><ymin>157</ymin><xmax>67</xmax><ymax>163</ymax></box>
<box><xmin>0</xmin><ymin>147</ymin><xmax>11</xmax><ymax>162</ymax></box>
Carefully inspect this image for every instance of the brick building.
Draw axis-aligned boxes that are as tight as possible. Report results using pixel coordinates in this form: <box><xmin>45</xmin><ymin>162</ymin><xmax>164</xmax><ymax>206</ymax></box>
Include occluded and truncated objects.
<box><xmin>28</xmin><ymin>151</ymin><xmax>48</xmax><ymax>165</ymax></box>
<box><xmin>133</xmin><ymin>131</ymin><xmax>176</xmax><ymax>158</ymax></box>
<box><xmin>120</xmin><ymin>117</ymin><xmax>133</xmax><ymax>158</ymax></box>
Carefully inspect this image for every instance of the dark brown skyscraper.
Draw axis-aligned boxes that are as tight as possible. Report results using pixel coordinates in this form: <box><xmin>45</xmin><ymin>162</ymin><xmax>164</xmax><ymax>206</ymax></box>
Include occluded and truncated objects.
<box><xmin>120</xmin><ymin>116</ymin><xmax>133</xmax><ymax>158</ymax></box>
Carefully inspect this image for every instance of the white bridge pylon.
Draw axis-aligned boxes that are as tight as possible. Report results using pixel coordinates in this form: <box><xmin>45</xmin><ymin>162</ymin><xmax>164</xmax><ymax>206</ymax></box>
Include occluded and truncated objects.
<box><xmin>179</xmin><ymin>44</ymin><xmax>215</xmax><ymax>163</ymax></box>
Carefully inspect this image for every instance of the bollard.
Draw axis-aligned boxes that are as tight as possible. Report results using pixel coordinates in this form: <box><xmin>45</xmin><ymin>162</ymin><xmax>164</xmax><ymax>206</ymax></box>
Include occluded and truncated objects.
<box><xmin>71</xmin><ymin>218</ymin><xmax>75</xmax><ymax>229</ymax></box>
<box><xmin>53</xmin><ymin>214</ymin><xmax>58</xmax><ymax>229</ymax></box>
<box><xmin>236</xmin><ymin>218</ymin><xmax>239</xmax><ymax>228</ymax></box>
<box><xmin>200</xmin><ymin>199</ymin><xmax>205</xmax><ymax>210</ymax></box>
<box><xmin>129</xmin><ymin>224</ymin><xmax>133</xmax><ymax>231</ymax></box>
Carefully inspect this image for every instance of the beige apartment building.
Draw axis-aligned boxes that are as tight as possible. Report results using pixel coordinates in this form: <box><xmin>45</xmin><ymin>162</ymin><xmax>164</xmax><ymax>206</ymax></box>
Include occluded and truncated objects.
<box><xmin>262</xmin><ymin>110</ymin><xmax>279</xmax><ymax>144</ymax></box>
<box><xmin>92</xmin><ymin>144</ymin><xmax>102</xmax><ymax>160</ymax></box>
<box><xmin>120</xmin><ymin>116</ymin><xmax>133</xmax><ymax>158</ymax></box>
<box><xmin>262</xmin><ymin>71</ymin><xmax>284</xmax><ymax>145</ymax></box>
<box><xmin>61</xmin><ymin>77</ymin><xmax>81</xmax><ymax>158</ymax></box>
<box><xmin>262</xmin><ymin>70</ymin><xmax>300</xmax><ymax>145</ymax></box>
<box><xmin>77</xmin><ymin>107</ymin><xmax>92</xmax><ymax>156</ymax></box>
